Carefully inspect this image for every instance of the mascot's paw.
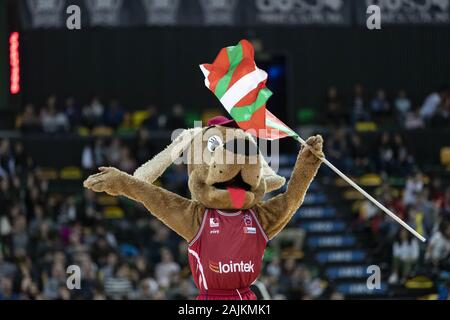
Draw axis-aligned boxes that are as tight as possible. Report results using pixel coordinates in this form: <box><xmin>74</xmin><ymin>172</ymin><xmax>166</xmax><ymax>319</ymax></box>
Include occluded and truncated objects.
<box><xmin>83</xmin><ymin>167</ymin><xmax>128</xmax><ymax>196</ymax></box>
<box><xmin>299</xmin><ymin>135</ymin><xmax>324</xmax><ymax>165</ymax></box>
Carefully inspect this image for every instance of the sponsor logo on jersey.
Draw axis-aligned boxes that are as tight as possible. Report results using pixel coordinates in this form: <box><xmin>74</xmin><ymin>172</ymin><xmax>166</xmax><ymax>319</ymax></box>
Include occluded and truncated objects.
<box><xmin>209</xmin><ymin>218</ymin><xmax>219</xmax><ymax>228</ymax></box>
<box><xmin>209</xmin><ymin>260</ymin><xmax>255</xmax><ymax>273</ymax></box>
<box><xmin>244</xmin><ymin>226</ymin><xmax>256</xmax><ymax>234</ymax></box>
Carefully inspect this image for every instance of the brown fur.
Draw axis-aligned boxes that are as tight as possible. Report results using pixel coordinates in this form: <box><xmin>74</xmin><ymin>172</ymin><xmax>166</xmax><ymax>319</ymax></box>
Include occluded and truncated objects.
<box><xmin>83</xmin><ymin>125</ymin><xmax>323</xmax><ymax>242</ymax></box>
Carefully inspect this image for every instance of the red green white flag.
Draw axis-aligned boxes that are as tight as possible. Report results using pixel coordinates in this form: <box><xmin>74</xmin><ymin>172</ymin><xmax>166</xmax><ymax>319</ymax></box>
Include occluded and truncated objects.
<box><xmin>200</xmin><ymin>39</ymin><xmax>298</xmax><ymax>140</ymax></box>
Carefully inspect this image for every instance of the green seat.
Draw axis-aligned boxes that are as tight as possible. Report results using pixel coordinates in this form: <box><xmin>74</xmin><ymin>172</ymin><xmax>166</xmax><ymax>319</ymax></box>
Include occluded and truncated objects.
<box><xmin>297</xmin><ymin>108</ymin><xmax>315</xmax><ymax>124</ymax></box>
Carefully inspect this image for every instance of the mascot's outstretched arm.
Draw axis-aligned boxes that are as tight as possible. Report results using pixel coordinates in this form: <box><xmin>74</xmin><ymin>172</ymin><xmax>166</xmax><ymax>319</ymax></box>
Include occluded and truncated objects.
<box><xmin>256</xmin><ymin>135</ymin><xmax>324</xmax><ymax>240</ymax></box>
<box><xmin>83</xmin><ymin>167</ymin><xmax>204</xmax><ymax>242</ymax></box>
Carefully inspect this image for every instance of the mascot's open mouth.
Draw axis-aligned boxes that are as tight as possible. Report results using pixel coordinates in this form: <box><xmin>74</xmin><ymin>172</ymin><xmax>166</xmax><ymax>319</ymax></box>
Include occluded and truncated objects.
<box><xmin>213</xmin><ymin>173</ymin><xmax>251</xmax><ymax>209</ymax></box>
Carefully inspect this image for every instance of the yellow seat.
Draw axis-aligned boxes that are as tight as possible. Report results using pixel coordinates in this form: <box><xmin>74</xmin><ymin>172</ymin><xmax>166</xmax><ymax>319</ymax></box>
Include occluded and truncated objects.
<box><xmin>77</xmin><ymin>127</ymin><xmax>90</xmax><ymax>136</ymax></box>
<box><xmin>418</xmin><ymin>294</ymin><xmax>438</xmax><ymax>300</ymax></box>
<box><xmin>441</xmin><ymin>147</ymin><xmax>450</xmax><ymax>166</ymax></box>
<box><xmin>344</xmin><ymin>189</ymin><xmax>365</xmax><ymax>200</ymax></box>
<box><xmin>359</xmin><ymin>174</ymin><xmax>382</xmax><ymax>186</ymax></box>
<box><xmin>91</xmin><ymin>126</ymin><xmax>114</xmax><ymax>136</ymax></box>
<box><xmin>404</xmin><ymin>276</ymin><xmax>434</xmax><ymax>289</ymax></box>
<box><xmin>37</xmin><ymin>167</ymin><xmax>58</xmax><ymax>180</ymax></box>
<box><xmin>60</xmin><ymin>166</ymin><xmax>82</xmax><ymax>180</ymax></box>
<box><xmin>102</xmin><ymin>206</ymin><xmax>124</xmax><ymax>219</ymax></box>
<box><xmin>132</xmin><ymin>110</ymin><xmax>150</xmax><ymax>128</ymax></box>
<box><xmin>97</xmin><ymin>195</ymin><xmax>119</xmax><ymax>206</ymax></box>
<box><xmin>355</xmin><ymin>121</ymin><xmax>377</xmax><ymax>132</ymax></box>
<box><xmin>334</xmin><ymin>177</ymin><xmax>349</xmax><ymax>187</ymax></box>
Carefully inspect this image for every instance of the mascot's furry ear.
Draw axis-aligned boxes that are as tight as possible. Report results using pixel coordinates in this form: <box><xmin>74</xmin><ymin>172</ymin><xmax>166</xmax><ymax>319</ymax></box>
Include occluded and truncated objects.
<box><xmin>246</xmin><ymin>135</ymin><xmax>286</xmax><ymax>193</ymax></box>
<box><xmin>133</xmin><ymin>127</ymin><xmax>286</xmax><ymax>193</ymax></box>
<box><xmin>133</xmin><ymin>128</ymin><xmax>202</xmax><ymax>183</ymax></box>
<box><xmin>261</xmin><ymin>158</ymin><xmax>286</xmax><ymax>192</ymax></box>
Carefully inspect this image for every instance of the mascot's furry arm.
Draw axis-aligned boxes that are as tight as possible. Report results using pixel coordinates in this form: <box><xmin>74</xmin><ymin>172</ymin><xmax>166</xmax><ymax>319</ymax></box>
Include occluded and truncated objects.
<box><xmin>84</xmin><ymin>169</ymin><xmax>204</xmax><ymax>242</ymax></box>
<box><xmin>83</xmin><ymin>129</ymin><xmax>205</xmax><ymax>242</ymax></box>
<box><xmin>256</xmin><ymin>135</ymin><xmax>324</xmax><ymax>240</ymax></box>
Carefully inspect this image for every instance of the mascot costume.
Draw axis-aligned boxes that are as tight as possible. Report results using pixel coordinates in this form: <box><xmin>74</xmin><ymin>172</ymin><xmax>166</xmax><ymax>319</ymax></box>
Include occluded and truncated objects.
<box><xmin>83</xmin><ymin>41</ymin><xmax>324</xmax><ymax>300</ymax></box>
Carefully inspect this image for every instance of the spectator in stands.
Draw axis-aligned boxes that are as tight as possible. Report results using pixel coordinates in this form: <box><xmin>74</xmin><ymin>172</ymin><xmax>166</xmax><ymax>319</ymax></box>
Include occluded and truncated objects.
<box><xmin>377</xmin><ymin>133</ymin><xmax>394</xmax><ymax>174</ymax></box>
<box><xmin>166</xmin><ymin>103</ymin><xmax>186</xmax><ymax>130</ymax></box>
<box><xmin>392</xmin><ymin>133</ymin><xmax>415</xmax><ymax>176</ymax></box>
<box><xmin>324</xmin><ymin>128</ymin><xmax>351</xmax><ymax>172</ymax></box>
<box><xmin>135</xmin><ymin>277</ymin><xmax>159</xmax><ymax>299</ymax></box>
<box><xmin>414</xmin><ymin>189</ymin><xmax>439</xmax><ymax>237</ymax></box>
<box><xmin>348</xmin><ymin>133</ymin><xmax>371</xmax><ymax>175</ymax></box>
<box><xmin>104</xmin><ymin>263</ymin><xmax>134</xmax><ymax>299</ymax></box>
<box><xmin>40</xmin><ymin>96</ymin><xmax>69</xmax><ymax>133</ymax></box>
<box><xmin>93</xmin><ymin>138</ymin><xmax>107</xmax><ymax>168</ymax></box>
<box><xmin>324</xmin><ymin>86</ymin><xmax>343</xmax><ymax>126</ymax></box>
<box><xmin>64</xmin><ymin>97</ymin><xmax>81</xmax><ymax>129</ymax></box>
<box><xmin>388</xmin><ymin>229</ymin><xmax>420</xmax><ymax>284</ymax></box>
<box><xmin>425</xmin><ymin>220</ymin><xmax>450</xmax><ymax>271</ymax></box>
<box><xmin>0</xmin><ymin>139</ymin><xmax>15</xmax><ymax>178</ymax></box>
<box><xmin>351</xmin><ymin>83</ymin><xmax>370</xmax><ymax>124</ymax></box>
<box><xmin>142</xmin><ymin>105</ymin><xmax>164</xmax><ymax>130</ymax></box>
<box><xmin>403</xmin><ymin>172</ymin><xmax>425</xmax><ymax>207</ymax></box>
<box><xmin>82</xmin><ymin>95</ymin><xmax>105</xmax><ymax>128</ymax></box>
<box><xmin>82</xmin><ymin>142</ymin><xmax>95</xmax><ymax>171</ymax></box>
<box><xmin>134</xmin><ymin>128</ymin><xmax>156</xmax><ymax>165</ymax></box>
<box><xmin>43</xmin><ymin>262</ymin><xmax>67</xmax><ymax>299</ymax></box>
<box><xmin>0</xmin><ymin>277</ymin><xmax>20</xmax><ymax>300</ymax></box>
<box><xmin>419</xmin><ymin>86</ymin><xmax>449</xmax><ymax>121</ymax></box>
<box><xmin>105</xmin><ymin>99</ymin><xmax>125</xmax><ymax>130</ymax></box>
<box><xmin>404</xmin><ymin>107</ymin><xmax>425</xmax><ymax>130</ymax></box>
<box><xmin>155</xmin><ymin>247</ymin><xmax>180</xmax><ymax>288</ymax></box>
<box><xmin>429</xmin><ymin>94</ymin><xmax>450</xmax><ymax>128</ymax></box>
<box><xmin>370</xmin><ymin>89</ymin><xmax>391</xmax><ymax>122</ymax></box>
<box><xmin>107</xmin><ymin>138</ymin><xmax>122</xmax><ymax>167</ymax></box>
<box><xmin>17</xmin><ymin>103</ymin><xmax>41</xmax><ymax>133</ymax></box>
<box><xmin>394</xmin><ymin>89</ymin><xmax>411</xmax><ymax>123</ymax></box>
<box><xmin>438</xmin><ymin>187</ymin><xmax>450</xmax><ymax>220</ymax></box>
<box><xmin>118</xmin><ymin>147</ymin><xmax>137</xmax><ymax>173</ymax></box>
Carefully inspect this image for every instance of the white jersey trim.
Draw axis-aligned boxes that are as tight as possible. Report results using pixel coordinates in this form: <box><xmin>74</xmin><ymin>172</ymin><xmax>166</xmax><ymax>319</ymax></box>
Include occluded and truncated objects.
<box><xmin>188</xmin><ymin>248</ymin><xmax>208</xmax><ymax>290</ymax></box>
<box><xmin>217</xmin><ymin>210</ymin><xmax>242</xmax><ymax>216</ymax></box>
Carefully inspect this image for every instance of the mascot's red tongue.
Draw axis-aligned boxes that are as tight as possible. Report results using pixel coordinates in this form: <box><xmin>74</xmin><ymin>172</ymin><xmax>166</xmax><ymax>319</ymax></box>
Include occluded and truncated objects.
<box><xmin>226</xmin><ymin>186</ymin><xmax>246</xmax><ymax>209</ymax></box>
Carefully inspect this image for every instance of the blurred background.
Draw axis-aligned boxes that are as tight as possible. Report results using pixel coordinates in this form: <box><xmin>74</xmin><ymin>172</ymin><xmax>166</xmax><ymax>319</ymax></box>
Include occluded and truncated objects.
<box><xmin>0</xmin><ymin>0</ymin><xmax>449</xmax><ymax>300</ymax></box>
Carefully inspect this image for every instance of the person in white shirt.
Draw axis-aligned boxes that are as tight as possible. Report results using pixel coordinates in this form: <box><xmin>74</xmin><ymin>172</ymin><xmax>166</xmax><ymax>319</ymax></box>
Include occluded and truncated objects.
<box><xmin>419</xmin><ymin>87</ymin><xmax>448</xmax><ymax>120</ymax></box>
<box><xmin>388</xmin><ymin>229</ymin><xmax>420</xmax><ymax>284</ymax></box>
<box><xmin>425</xmin><ymin>221</ymin><xmax>450</xmax><ymax>268</ymax></box>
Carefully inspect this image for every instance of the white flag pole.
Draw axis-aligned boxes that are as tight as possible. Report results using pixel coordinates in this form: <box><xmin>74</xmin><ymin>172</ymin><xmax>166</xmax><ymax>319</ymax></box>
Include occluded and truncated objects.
<box><xmin>295</xmin><ymin>135</ymin><xmax>426</xmax><ymax>242</ymax></box>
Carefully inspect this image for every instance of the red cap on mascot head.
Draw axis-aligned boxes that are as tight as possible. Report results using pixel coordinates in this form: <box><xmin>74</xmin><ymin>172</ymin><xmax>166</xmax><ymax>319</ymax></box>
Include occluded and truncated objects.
<box><xmin>207</xmin><ymin>116</ymin><xmax>239</xmax><ymax>128</ymax></box>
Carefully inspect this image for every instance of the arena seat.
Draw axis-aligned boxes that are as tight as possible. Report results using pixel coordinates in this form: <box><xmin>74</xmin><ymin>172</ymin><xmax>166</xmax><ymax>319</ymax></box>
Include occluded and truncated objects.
<box><xmin>359</xmin><ymin>174</ymin><xmax>382</xmax><ymax>186</ymax></box>
<box><xmin>355</xmin><ymin>122</ymin><xmax>378</xmax><ymax>132</ymax></box>
<box><xmin>132</xmin><ymin>110</ymin><xmax>150</xmax><ymax>127</ymax></box>
<box><xmin>97</xmin><ymin>194</ymin><xmax>119</xmax><ymax>206</ymax></box>
<box><xmin>102</xmin><ymin>206</ymin><xmax>125</xmax><ymax>219</ymax></box>
<box><xmin>440</xmin><ymin>147</ymin><xmax>450</xmax><ymax>166</ymax></box>
<box><xmin>343</xmin><ymin>189</ymin><xmax>365</xmax><ymax>200</ymax></box>
<box><xmin>91</xmin><ymin>126</ymin><xmax>114</xmax><ymax>136</ymax></box>
<box><xmin>36</xmin><ymin>167</ymin><xmax>58</xmax><ymax>180</ymax></box>
<box><xmin>60</xmin><ymin>167</ymin><xmax>82</xmax><ymax>180</ymax></box>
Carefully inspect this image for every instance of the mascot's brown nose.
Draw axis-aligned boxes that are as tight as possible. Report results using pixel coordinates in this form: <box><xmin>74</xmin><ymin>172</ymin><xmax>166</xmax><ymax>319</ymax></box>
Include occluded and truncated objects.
<box><xmin>224</xmin><ymin>138</ymin><xmax>258</xmax><ymax>157</ymax></box>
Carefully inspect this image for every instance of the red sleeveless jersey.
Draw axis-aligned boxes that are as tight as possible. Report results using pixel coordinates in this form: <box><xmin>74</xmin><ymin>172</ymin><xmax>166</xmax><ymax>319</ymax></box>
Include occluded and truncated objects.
<box><xmin>188</xmin><ymin>208</ymin><xmax>268</xmax><ymax>294</ymax></box>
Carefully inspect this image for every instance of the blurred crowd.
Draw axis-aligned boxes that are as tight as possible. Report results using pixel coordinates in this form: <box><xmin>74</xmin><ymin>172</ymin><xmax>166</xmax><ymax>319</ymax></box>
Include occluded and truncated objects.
<box><xmin>15</xmin><ymin>94</ymin><xmax>189</xmax><ymax>134</ymax></box>
<box><xmin>324</xmin><ymin>84</ymin><xmax>450</xmax><ymax>129</ymax></box>
<box><xmin>355</xmin><ymin>172</ymin><xmax>450</xmax><ymax>283</ymax></box>
<box><xmin>13</xmin><ymin>85</ymin><xmax>450</xmax><ymax>135</ymax></box>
